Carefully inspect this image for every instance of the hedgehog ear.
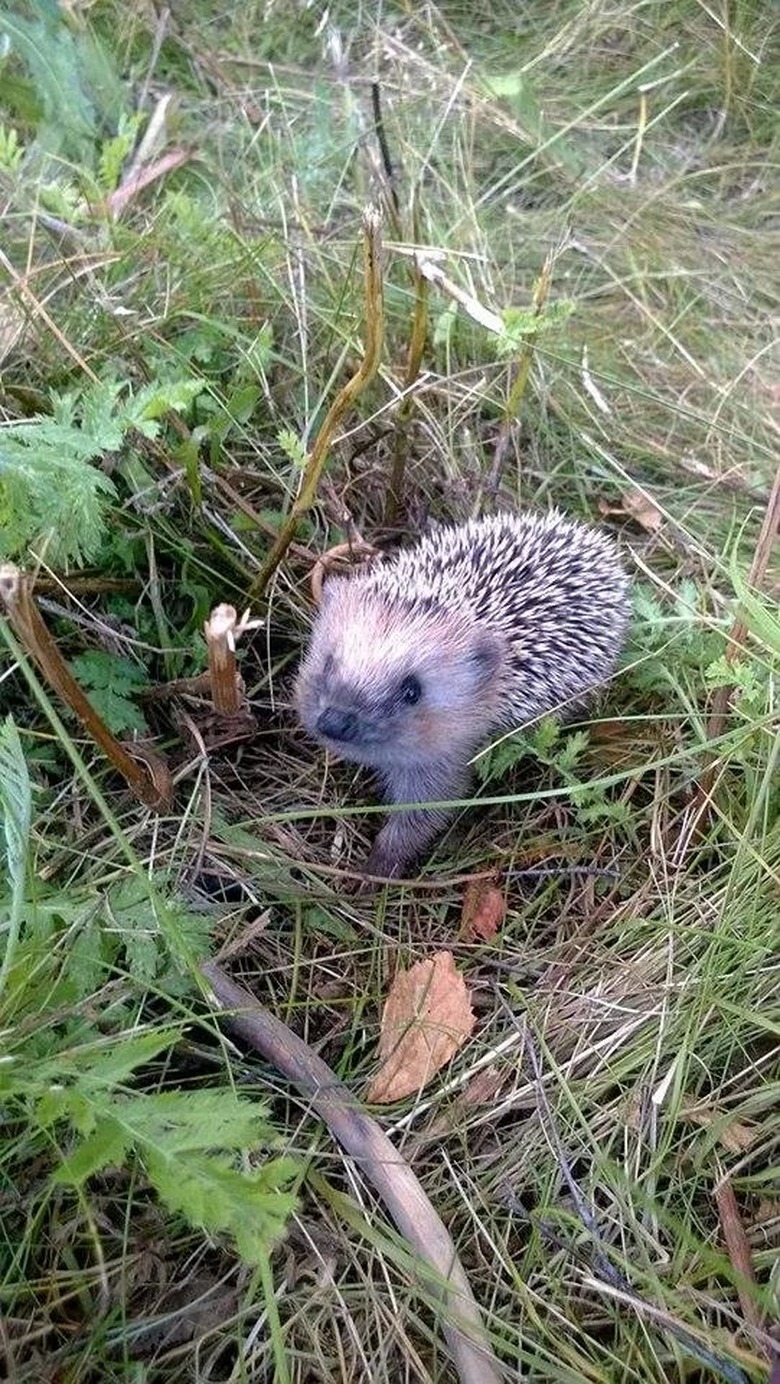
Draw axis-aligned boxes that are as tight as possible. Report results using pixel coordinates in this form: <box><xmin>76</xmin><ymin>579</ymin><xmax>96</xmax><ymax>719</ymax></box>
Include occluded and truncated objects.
<box><xmin>467</xmin><ymin>632</ymin><xmax>504</xmax><ymax>690</ymax></box>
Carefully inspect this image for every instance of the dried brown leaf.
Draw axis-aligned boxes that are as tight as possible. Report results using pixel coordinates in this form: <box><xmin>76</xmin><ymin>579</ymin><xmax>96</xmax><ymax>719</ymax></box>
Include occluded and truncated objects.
<box><xmin>598</xmin><ymin>489</ymin><xmax>662</xmax><ymax>532</ymax></box>
<box><xmin>367</xmin><ymin>951</ymin><xmax>476</xmax><ymax>1104</ymax></box>
<box><xmin>621</xmin><ymin>489</ymin><xmax>663</xmax><ymax>531</ymax></box>
<box><xmin>680</xmin><ymin>1100</ymin><xmax>758</xmax><ymax>1153</ymax></box>
<box><xmin>458</xmin><ymin>1064</ymin><xmax>504</xmax><ymax>1107</ymax></box>
<box><xmin>460</xmin><ymin>880</ymin><xmax>505</xmax><ymax>941</ymax></box>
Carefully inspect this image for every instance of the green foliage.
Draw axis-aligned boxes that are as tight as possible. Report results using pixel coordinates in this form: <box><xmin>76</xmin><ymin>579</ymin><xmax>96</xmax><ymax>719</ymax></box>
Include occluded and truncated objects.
<box><xmin>497</xmin><ymin>299</ymin><xmax>577</xmax><ymax>355</ymax></box>
<box><xmin>97</xmin><ymin>111</ymin><xmax>142</xmax><ymax>192</ymax></box>
<box><xmin>277</xmin><ymin>427</ymin><xmax>308</xmax><ymax>468</ymax></box>
<box><xmin>0</xmin><ymin>376</ymin><xmax>204</xmax><ymax>566</ymax></box>
<box><xmin>0</xmin><ymin>718</ymin><xmax>296</xmax><ymax>1266</ymax></box>
<box><xmin>68</xmin><ymin>651</ymin><xmax>149</xmax><ymax>735</ymax></box>
<box><xmin>0</xmin><ymin>1</ymin><xmax>126</xmax><ymax>163</ymax></box>
<box><xmin>49</xmin><ymin>1087</ymin><xmax>297</xmax><ymax>1263</ymax></box>
<box><xmin>477</xmin><ymin>70</ymin><xmax>585</xmax><ymax>175</ymax></box>
<box><xmin>103</xmin><ymin>875</ymin><xmax>212</xmax><ymax>988</ymax></box>
<box><xmin>0</xmin><ymin>121</ymin><xmax>24</xmax><ymax>171</ymax></box>
<box><xmin>1</xmin><ymin>0</ymin><xmax>777</xmax><ymax>1374</ymax></box>
<box><xmin>477</xmin><ymin>716</ymin><xmax>631</xmax><ymax>827</ymax></box>
<box><xmin>625</xmin><ymin>581</ymin><xmax>723</xmax><ymax>695</ymax></box>
<box><xmin>730</xmin><ymin>549</ymin><xmax>780</xmax><ymax>658</ymax></box>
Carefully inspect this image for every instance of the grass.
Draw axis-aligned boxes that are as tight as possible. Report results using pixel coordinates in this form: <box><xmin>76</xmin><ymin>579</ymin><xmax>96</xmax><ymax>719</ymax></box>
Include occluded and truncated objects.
<box><xmin>0</xmin><ymin>0</ymin><xmax>778</xmax><ymax>1380</ymax></box>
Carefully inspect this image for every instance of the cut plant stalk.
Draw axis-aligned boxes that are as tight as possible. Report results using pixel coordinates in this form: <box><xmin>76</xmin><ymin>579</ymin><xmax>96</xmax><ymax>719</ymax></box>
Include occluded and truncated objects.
<box><xmin>386</xmin><ymin>189</ymin><xmax>429</xmax><ymax>523</ymax></box>
<box><xmin>0</xmin><ymin>563</ymin><xmax>172</xmax><ymax>811</ymax></box>
<box><xmin>204</xmin><ymin>603</ymin><xmax>252</xmax><ymax>716</ymax></box>
<box><xmin>249</xmin><ymin>206</ymin><xmax>385</xmax><ymax>602</ymax></box>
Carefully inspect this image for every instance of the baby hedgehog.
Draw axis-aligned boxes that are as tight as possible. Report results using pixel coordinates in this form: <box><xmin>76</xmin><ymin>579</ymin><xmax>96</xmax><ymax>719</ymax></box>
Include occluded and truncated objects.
<box><xmin>295</xmin><ymin>510</ymin><xmax>630</xmax><ymax>880</ymax></box>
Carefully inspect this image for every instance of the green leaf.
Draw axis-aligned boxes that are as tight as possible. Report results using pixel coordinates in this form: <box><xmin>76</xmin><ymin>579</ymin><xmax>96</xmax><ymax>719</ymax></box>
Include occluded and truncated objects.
<box><xmin>127</xmin><ymin>379</ymin><xmax>205</xmax><ymax>432</ymax></box>
<box><xmin>0</xmin><ymin>387</ymin><xmax>118</xmax><ymax>564</ymax></box>
<box><xmin>0</xmin><ymin>7</ymin><xmax>126</xmax><ymax>164</ymax></box>
<box><xmin>496</xmin><ymin>300</ymin><xmax>576</xmax><ymax>356</ymax></box>
<box><xmin>532</xmin><ymin>716</ymin><xmax>562</xmax><ymax>757</ymax></box>
<box><xmin>475</xmin><ymin>731</ymin><xmax>529</xmax><ymax>784</ymax></box>
<box><xmin>0</xmin><ymin>375</ymin><xmax>205</xmax><ymax>565</ymax></box>
<box><xmin>145</xmin><ymin>1149</ymin><xmax>298</xmax><ymax>1262</ymax></box>
<box><xmin>98</xmin><ymin>112</ymin><xmax>142</xmax><ymax>192</ymax></box>
<box><xmin>40</xmin><ymin>1026</ymin><xmax>184</xmax><ymax>1090</ymax></box>
<box><xmin>69</xmin><ymin>652</ymin><xmax>148</xmax><ymax>735</ymax></box>
<box><xmin>54</xmin><ymin>1118</ymin><xmax>130</xmax><ymax>1185</ymax></box>
<box><xmin>47</xmin><ymin>1081</ymin><xmax>297</xmax><ymax>1260</ymax></box>
<box><xmin>0</xmin><ymin>10</ymin><xmax>97</xmax><ymax>158</ymax></box>
<box><xmin>111</xmin><ymin>1090</ymin><xmax>275</xmax><ymax>1155</ymax></box>
<box><xmin>105</xmin><ymin>875</ymin><xmax>213</xmax><ymax>982</ymax></box>
<box><xmin>277</xmin><ymin>428</ymin><xmax>307</xmax><ymax>468</ymax></box>
<box><xmin>0</xmin><ymin>716</ymin><xmax>31</xmax><ymax>903</ymax></box>
<box><xmin>0</xmin><ymin>717</ymin><xmax>32</xmax><ymax>993</ymax></box>
<box><xmin>705</xmin><ymin>655</ymin><xmax>758</xmax><ymax>696</ymax></box>
<box><xmin>173</xmin><ymin>434</ymin><xmax>203</xmax><ymax>506</ymax></box>
<box><xmin>730</xmin><ymin>553</ymin><xmax>780</xmax><ymax>656</ymax></box>
<box><xmin>0</xmin><ymin>123</ymin><xmax>24</xmax><ymax>172</ymax></box>
<box><xmin>478</xmin><ymin>71</ymin><xmax>585</xmax><ymax>175</ymax></box>
<box><xmin>556</xmin><ymin>729</ymin><xmax>590</xmax><ymax>776</ymax></box>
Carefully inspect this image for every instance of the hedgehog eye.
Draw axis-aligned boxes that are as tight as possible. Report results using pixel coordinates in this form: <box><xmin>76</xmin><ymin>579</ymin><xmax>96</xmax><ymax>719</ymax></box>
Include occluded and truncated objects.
<box><xmin>399</xmin><ymin>675</ymin><xmax>422</xmax><ymax>706</ymax></box>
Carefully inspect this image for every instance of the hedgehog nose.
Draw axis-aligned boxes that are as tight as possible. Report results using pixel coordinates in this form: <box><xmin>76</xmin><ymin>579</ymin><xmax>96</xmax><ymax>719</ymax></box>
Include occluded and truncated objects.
<box><xmin>316</xmin><ymin>707</ymin><xmax>359</xmax><ymax>743</ymax></box>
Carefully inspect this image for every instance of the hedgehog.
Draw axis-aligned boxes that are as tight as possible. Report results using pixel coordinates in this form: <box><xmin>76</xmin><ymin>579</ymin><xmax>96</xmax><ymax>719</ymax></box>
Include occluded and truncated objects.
<box><xmin>295</xmin><ymin>510</ymin><xmax>630</xmax><ymax>881</ymax></box>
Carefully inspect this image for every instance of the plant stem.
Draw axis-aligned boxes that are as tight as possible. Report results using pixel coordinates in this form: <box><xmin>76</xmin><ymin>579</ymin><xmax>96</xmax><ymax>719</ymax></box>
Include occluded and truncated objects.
<box><xmin>249</xmin><ymin>207</ymin><xmax>385</xmax><ymax>602</ymax></box>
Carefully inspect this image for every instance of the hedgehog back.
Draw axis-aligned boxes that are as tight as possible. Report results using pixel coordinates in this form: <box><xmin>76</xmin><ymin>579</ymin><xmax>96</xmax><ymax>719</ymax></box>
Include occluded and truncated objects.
<box><xmin>355</xmin><ymin>510</ymin><xmax>629</xmax><ymax>728</ymax></box>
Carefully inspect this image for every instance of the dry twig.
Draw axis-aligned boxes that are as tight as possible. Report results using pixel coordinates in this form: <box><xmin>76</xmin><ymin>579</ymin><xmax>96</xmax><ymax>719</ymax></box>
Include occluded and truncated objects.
<box><xmin>202</xmin><ymin>961</ymin><xmax>503</xmax><ymax>1384</ymax></box>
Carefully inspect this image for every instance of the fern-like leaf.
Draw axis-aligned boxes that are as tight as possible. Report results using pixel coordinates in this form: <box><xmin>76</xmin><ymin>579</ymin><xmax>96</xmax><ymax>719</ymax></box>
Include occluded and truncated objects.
<box><xmin>0</xmin><ymin>376</ymin><xmax>204</xmax><ymax>565</ymax></box>
<box><xmin>145</xmin><ymin>1149</ymin><xmax>298</xmax><ymax>1262</ymax></box>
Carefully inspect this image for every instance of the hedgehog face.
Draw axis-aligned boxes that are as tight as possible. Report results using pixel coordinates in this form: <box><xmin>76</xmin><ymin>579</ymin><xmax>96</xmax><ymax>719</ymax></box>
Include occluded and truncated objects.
<box><xmin>295</xmin><ymin>580</ymin><xmax>505</xmax><ymax>770</ymax></box>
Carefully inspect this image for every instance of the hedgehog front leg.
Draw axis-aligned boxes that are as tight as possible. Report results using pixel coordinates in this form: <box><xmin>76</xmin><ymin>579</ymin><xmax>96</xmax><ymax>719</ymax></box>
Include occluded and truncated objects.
<box><xmin>362</xmin><ymin>763</ymin><xmax>471</xmax><ymax>881</ymax></box>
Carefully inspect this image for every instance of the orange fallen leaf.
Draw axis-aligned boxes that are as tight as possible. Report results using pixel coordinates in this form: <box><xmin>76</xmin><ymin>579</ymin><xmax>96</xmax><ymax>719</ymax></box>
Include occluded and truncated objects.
<box><xmin>366</xmin><ymin>951</ymin><xmax>476</xmax><ymax>1104</ymax></box>
<box><xmin>460</xmin><ymin>880</ymin><xmax>505</xmax><ymax>941</ymax></box>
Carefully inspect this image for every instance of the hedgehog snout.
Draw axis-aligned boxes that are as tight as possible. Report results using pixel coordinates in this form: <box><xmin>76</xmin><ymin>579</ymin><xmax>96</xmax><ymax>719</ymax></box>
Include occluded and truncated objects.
<box><xmin>315</xmin><ymin>706</ymin><xmax>359</xmax><ymax>744</ymax></box>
